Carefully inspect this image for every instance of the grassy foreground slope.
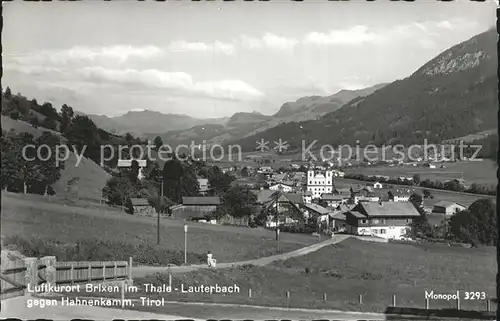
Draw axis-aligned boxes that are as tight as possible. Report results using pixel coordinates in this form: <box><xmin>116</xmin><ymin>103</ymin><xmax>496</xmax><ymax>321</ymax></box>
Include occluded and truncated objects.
<box><xmin>122</xmin><ymin>238</ymin><xmax>495</xmax><ymax>313</ymax></box>
<box><xmin>1</xmin><ymin>193</ymin><xmax>316</xmax><ymax>264</ymax></box>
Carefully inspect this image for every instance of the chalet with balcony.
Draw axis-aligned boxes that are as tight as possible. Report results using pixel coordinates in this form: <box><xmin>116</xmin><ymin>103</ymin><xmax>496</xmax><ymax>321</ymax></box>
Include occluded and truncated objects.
<box><xmin>345</xmin><ymin>202</ymin><xmax>421</xmax><ymax>240</ymax></box>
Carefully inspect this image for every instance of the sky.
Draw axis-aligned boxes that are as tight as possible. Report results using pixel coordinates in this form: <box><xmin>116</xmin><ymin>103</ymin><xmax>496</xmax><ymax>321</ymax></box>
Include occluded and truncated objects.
<box><xmin>2</xmin><ymin>1</ymin><xmax>496</xmax><ymax>119</ymax></box>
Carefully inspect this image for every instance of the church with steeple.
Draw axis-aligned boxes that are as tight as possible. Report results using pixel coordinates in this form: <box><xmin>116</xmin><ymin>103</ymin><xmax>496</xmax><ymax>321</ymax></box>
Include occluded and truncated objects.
<box><xmin>306</xmin><ymin>162</ymin><xmax>334</xmax><ymax>199</ymax></box>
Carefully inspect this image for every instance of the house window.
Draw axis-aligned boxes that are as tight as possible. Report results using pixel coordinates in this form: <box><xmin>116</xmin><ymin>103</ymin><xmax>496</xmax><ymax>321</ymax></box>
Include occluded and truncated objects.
<box><xmin>361</xmin><ymin>219</ymin><xmax>367</xmax><ymax>224</ymax></box>
<box><xmin>381</xmin><ymin>219</ymin><xmax>386</xmax><ymax>224</ymax></box>
<box><xmin>372</xmin><ymin>219</ymin><xmax>380</xmax><ymax>224</ymax></box>
<box><xmin>372</xmin><ymin>229</ymin><xmax>378</xmax><ymax>234</ymax></box>
<box><xmin>406</xmin><ymin>219</ymin><xmax>411</xmax><ymax>223</ymax></box>
<box><xmin>380</xmin><ymin>229</ymin><xmax>386</xmax><ymax>234</ymax></box>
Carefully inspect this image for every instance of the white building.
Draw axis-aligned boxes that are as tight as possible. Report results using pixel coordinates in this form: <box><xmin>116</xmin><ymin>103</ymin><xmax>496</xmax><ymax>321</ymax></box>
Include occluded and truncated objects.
<box><xmin>307</xmin><ymin>169</ymin><xmax>334</xmax><ymax>199</ymax></box>
<box><xmin>269</xmin><ymin>183</ymin><xmax>294</xmax><ymax>193</ymax></box>
<box><xmin>346</xmin><ymin>202</ymin><xmax>420</xmax><ymax>240</ymax></box>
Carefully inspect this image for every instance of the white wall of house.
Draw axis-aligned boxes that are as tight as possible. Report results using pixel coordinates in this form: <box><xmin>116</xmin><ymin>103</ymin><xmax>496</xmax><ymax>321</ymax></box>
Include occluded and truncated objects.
<box><xmin>303</xmin><ymin>195</ymin><xmax>312</xmax><ymax>204</ymax></box>
<box><xmin>434</xmin><ymin>204</ymin><xmax>466</xmax><ymax>216</ymax></box>
<box><xmin>393</xmin><ymin>196</ymin><xmax>410</xmax><ymax>202</ymax></box>
<box><xmin>269</xmin><ymin>184</ymin><xmax>293</xmax><ymax>192</ymax></box>
<box><xmin>355</xmin><ymin>225</ymin><xmax>409</xmax><ymax>240</ymax></box>
<box><xmin>444</xmin><ymin>204</ymin><xmax>466</xmax><ymax>215</ymax></box>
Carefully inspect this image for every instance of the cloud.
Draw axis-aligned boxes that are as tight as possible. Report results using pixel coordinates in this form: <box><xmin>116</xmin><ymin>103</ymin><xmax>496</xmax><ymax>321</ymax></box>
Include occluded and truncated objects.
<box><xmin>303</xmin><ymin>20</ymin><xmax>477</xmax><ymax>47</ymax></box>
<box><xmin>77</xmin><ymin>66</ymin><xmax>264</xmax><ymax>101</ymax></box>
<box><xmin>304</xmin><ymin>26</ymin><xmax>385</xmax><ymax>45</ymax></box>
<box><xmin>436</xmin><ymin>21</ymin><xmax>454</xmax><ymax>30</ymax></box>
<box><xmin>168</xmin><ymin>40</ymin><xmax>235</xmax><ymax>55</ymax></box>
<box><xmin>4</xmin><ymin>65</ymin><xmax>63</xmax><ymax>76</ymax></box>
<box><xmin>9</xmin><ymin>45</ymin><xmax>163</xmax><ymax>65</ymax></box>
<box><xmin>241</xmin><ymin>33</ymin><xmax>298</xmax><ymax>50</ymax></box>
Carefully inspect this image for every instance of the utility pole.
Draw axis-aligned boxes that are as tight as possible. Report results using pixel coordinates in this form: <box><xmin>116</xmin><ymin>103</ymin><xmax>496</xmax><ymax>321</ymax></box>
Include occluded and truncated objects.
<box><xmin>157</xmin><ymin>170</ymin><xmax>163</xmax><ymax>246</ymax></box>
<box><xmin>184</xmin><ymin>224</ymin><xmax>188</xmax><ymax>264</ymax></box>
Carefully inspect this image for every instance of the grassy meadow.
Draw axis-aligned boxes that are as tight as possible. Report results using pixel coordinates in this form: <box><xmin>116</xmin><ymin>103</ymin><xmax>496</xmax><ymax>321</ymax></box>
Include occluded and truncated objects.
<box><xmin>111</xmin><ymin>238</ymin><xmax>496</xmax><ymax>314</ymax></box>
<box><xmin>1</xmin><ymin>192</ymin><xmax>317</xmax><ymax>265</ymax></box>
<box><xmin>345</xmin><ymin>160</ymin><xmax>497</xmax><ymax>186</ymax></box>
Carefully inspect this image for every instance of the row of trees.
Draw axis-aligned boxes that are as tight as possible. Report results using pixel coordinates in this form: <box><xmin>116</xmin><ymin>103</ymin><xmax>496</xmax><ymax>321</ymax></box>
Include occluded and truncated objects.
<box><xmin>1</xmin><ymin>130</ymin><xmax>64</xmax><ymax>195</ymax></box>
<box><xmin>2</xmin><ymin>87</ymin><xmax>148</xmax><ymax>168</ymax></box>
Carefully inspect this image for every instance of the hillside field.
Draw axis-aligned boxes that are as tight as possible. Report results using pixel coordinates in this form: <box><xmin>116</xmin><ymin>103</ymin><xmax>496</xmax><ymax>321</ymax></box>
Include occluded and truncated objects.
<box><xmin>2</xmin><ymin>117</ymin><xmax>110</xmax><ymax>202</ymax></box>
<box><xmin>346</xmin><ymin>160</ymin><xmax>497</xmax><ymax>186</ymax></box>
<box><xmin>1</xmin><ymin>192</ymin><xmax>317</xmax><ymax>264</ymax></box>
<box><xmin>335</xmin><ymin>178</ymin><xmax>494</xmax><ymax>207</ymax></box>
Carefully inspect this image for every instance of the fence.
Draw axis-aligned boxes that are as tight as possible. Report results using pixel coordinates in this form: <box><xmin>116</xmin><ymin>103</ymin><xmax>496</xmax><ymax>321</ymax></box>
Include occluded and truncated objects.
<box><xmin>0</xmin><ymin>256</ymin><xmax>133</xmax><ymax>300</ymax></box>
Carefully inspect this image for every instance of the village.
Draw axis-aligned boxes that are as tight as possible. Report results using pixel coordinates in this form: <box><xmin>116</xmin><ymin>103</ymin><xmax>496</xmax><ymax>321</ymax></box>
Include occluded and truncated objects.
<box><xmin>127</xmin><ymin>155</ymin><xmax>475</xmax><ymax>243</ymax></box>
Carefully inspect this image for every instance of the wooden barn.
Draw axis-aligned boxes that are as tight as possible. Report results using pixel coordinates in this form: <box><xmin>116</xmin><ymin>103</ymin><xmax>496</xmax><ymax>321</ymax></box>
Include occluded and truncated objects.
<box><xmin>170</xmin><ymin>196</ymin><xmax>221</xmax><ymax>220</ymax></box>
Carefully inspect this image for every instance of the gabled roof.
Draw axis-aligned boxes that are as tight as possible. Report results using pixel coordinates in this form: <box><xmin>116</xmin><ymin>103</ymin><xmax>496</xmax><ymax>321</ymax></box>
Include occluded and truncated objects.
<box><xmin>130</xmin><ymin>198</ymin><xmax>150</xmax><ymax>206</ymax></box>
<box><xmin>303</xmin><ymin>203</ymin><xmax>331</xmax><ymax>215</ymax></box>
<box><xmin>272</xmin><ymin>173</ymin><xmax>286</xmax><ymax>181</ymax></box>
<box><xmin>321</xmin><ymin>194</ymin><xmax>344</xmax><ymax>201</ymax></box>
<box><xmin>372</xmin><ymin>190</ymin><xmax>390</xmax><ymax>201</ymax></box>
<box><xmin>270</xmin><ymin>182</ymin><xmax>293</xmax><ymax>188</ymax></box>
<box><xmin>357</xmin><ymin>202</ymin><xmax>420</xmax><ymax>217</ymax></box>
<box><xmin>348</xmin><ymin>211</ymin><xmax>366</xmax><ymax>219</ymax></box>
<box><xmin>284</xmin><ymin>193</ymin><xmax>304</xmax><ymax>204</ymax></box>
<box><xmin>331</xmin><ymin>211</ymin><xmax>347</xmax><ymax>221</ymax></box>
<box><xmin>334</xmin><ymin>188</ymin><xmax>351</xmax><ymax>195</ymax></box>
<box><xmin>433</xmin><ymin>200</ymin><xmax>466</xmax><ymax>208</ymax></box>
<box><xmin>182</xmin><ymin>196</ymin><xmax>221</xmax><ymax>205</ymax></box>
<box><xmin>336</xmin><ymin>203</ymin><xmax>355</xmax><ymax>212</ymax></box>
<box><xmin>251</xmin><ymin>189</ymin><xmax>275</xmax><ymax>204</ymax></box>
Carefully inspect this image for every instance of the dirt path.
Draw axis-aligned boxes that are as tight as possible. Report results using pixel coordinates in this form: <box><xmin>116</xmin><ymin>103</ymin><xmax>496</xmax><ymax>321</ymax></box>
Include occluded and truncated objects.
<box><xmin>133</xmin><ymin>234</ymin><xmax>351</xmax><ymax>277</ymax></box>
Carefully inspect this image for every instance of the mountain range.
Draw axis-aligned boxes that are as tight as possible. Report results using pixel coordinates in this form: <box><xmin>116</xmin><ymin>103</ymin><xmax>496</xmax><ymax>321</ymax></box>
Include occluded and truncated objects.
<box><xmin>142</xmin><ymin>83</ymin><xmax>387</xmax><ymax>146</ymax></box>
<box><xmin>228</xmin><ymin>28</ymin><xmax>497</xmax><ymax>152</ymax></box>
<box><xmin>82</xmin><ymin>29</ymin><xmax>496</xmax><ymax>153</ymax></box>
<box><xmin>83</xmin><ymin>110</ymin><xmax>229</xmax><ymax>136</ymax></box>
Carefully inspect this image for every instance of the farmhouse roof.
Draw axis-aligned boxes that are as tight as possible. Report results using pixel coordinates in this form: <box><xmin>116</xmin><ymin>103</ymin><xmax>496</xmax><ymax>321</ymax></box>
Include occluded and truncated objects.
<box><xmin>433</xmin><ymin>201</ymin><xmax>465</xmax><ymax>208</ymax></box>
<box><xmin>331</xmin><ymin>211</ymin><xmax>347</xmax><ymax>221</ymax></box>
<box><xmin>251</xmin><ymin>189</ymin><xmax>276</xmax><ymax>204</ymax></box>
<box><xmin>182</xmin><ymin>196</ymin><xmax>221</xmax><ymax>205</ymax></box>
<box><xmin>372</xmin><ymin>190</ymin><xmax>390</xmax><ymax>201</ymax></box>
<box><xmin>303</xmin><ymin>203</ymin><xmax>331</xmax><ymax>215</ymax></box>
<box><xmin>349</xmin><ymin>211</ymin><xmax>366</xmax><ymax>219</ymax></box>
<box><xmin>334</xmin><ymin>188</ymin><xmax>351</xmax><ymax>195</ymax></box>
<box><xmin>272</xmin><ymin>173</ymin><xmax>286</xmax><ymax>181</ymax></box>
<box><xmin>284</xmin><ymin>193</ymin><xmax>304</xmax><ymax>204</ymax></box>
<box><xmin>130</xmin><ymin>198</ymin><xmax>150</xmax><ymax>206</ymax></box>
<box><xmin>321</xmin><ymin>194</ymin><xmax>344</xmax><ymax>201</ymax></box>
<box><xmin>336</xmin><ymin>203</ymin><xmax>355</xmax><ymax>212</ymax></box>
<box><xmin>357</xmin><ymin>202</ymin><xmax>420</xmax><ymax>218</ymax></box>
